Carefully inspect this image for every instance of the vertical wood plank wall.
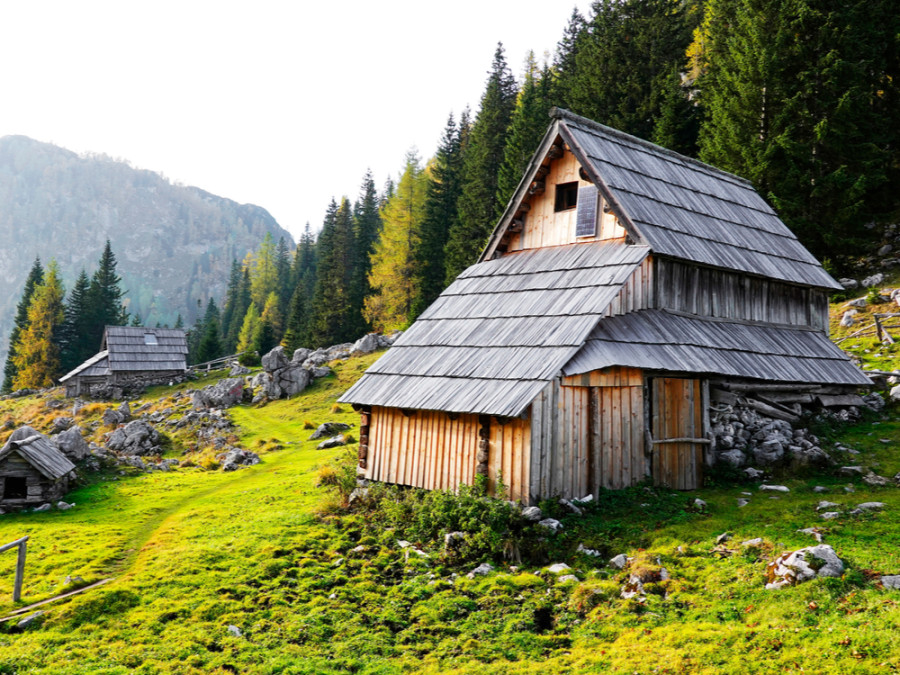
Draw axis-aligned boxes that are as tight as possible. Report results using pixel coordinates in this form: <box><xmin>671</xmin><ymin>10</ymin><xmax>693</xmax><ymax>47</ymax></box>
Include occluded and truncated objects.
<box><xmin>506</xmin><ymin>148</ymin><xmax>624</xmax><ymax>251</ymax></box>
<box><xmin>366</xmin><ymin>407</ymin><xmax>532</xmax><ymax>502</ymax></box>
<box><xmin>650</xmin><ymin>378</ymin><xmax>703</xmax><ymax>490</ymax></box>
<box><xmin>604</xmin><ymin>256</ymin><xmax>655</xmax><ymax>316</ymax></box>
<box><xmin>529</xmin><ymin>367</ymin><xmax>646</xmax><ymax>503</ymax></box>
<box><xmin>653</xmin><ymin>257</ymin><xmax>828</xmax><ymax>330</ymax></box>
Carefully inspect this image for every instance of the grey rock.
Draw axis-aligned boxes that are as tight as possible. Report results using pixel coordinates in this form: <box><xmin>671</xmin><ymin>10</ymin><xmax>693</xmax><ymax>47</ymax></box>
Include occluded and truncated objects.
<box><xmin>879</xmin><ymin>244</ymin><xmax>893</xmax><ymax>256</ymax></box>
<box><xmin>106</xmin><ymin>420</ymin><xmax>161</xmax><ymax>456</ymax></box>
<box><xmin>560</xmin><ymin>499</ymin><xmax>583</xmax><ymax>516</ymax></box>
<box><xmin>291</xmin><ymin>348</ymin><xmax>310</xmax><ymax>364</ymax></box>
<box><xmin>576</xmin><ymin>543</ymin><xmax>602</xmax><ymax>557</ymax></box>
<box><xmin>862</xmin><ymin>392</ymin><xmax>886</xmax><ymax>412</ymax></box>
<box><xmin>847</xmin><ymin>297</ymin><xmax>867</xmax><ymax>308</ymax></box>
<box><xmin>117</xmin><ymin>402</ymin><xmax>131</xmax><ymax>422</ymax></box>
<box><xmin>444</xmin><ymin>531</ymin><xmax>466</xmax><ymax>547</ymax></box>
<box><xmin>538</xmin><ymin>518</ymin><xmax>562</xmax><ymax>533</ymax></box>
<box><xmin>737</xmin><ymin>498</ymin><xmax>749</xmax><ymax>507</ymax></box>
<box><xmin>838</xmin><ymin>278</ymin><xmax>859</xmax><ymax>290</ymax></box>
<box><xmin>348</xmin><ymin>487</ymin><xmax>369</xmax><ymax>506</ymax></box>
<box><xmin>350</xmin><ymin>333</ymin><xmax>379</xmax><ymax>356</ymax></box>
<box><xmin>760</xmin><ymin>484</ymin><xmax>790</xmax><ymax>493</ymax></box>
<box><xmin>890</xmin><ymin>385</ymin><xmax>900</xmax><ymax>402</ymax></box>
<box><xmin>693</xmin><ymin>498</ymin><xmax>707</xmax><ymax>509</ymax></box>
<box><xmin>609</xmin><ymin>554</ymin><xmax>629</xmax><ymax>570</ymax></box>
<box><xmin>547</xmin><ymin>563</ymin><xmax>571</xmax><ymax>574</ymax></box>
<box><xmin>742</xmin><ymin>538</ymin><xmax>764</xmax><ymax>547</ymax></box>
<box><xmin>621</xmin><ymin>575</ymin><xmax>645</xmax><ymax>600</ymax></box>
<box><xmin>557</xmin><ymin>574</ymin><xmax>579</xmax><ymax>583</ymax></box>
<box><xmin>521</xmin><ymin>506</ymin><xmax>542</xmax><ymax>521</ymax></box>
<box><xmin>862</xmin><ymin>273</ymin><xmax>885</xmax><ymax>287</ymax></box>
<box><xmin>716</xmin><ymin>532</ymin><xmax>732</xmax><ymax>545</ymax></box>
<box><xmin>719</xmin><ymin>449</ymin><xmax>746</xmax><ymax>468</ymax></box>
<box><xmin>261</xmin><ymin>345</ymin><xmax>290</xmax><ymax>372</ymax></box>
<box><xmin>55</xmin><ymin>426</ymin><xmax>90</xmax><ymax>461</ymax></box>
<box><xmin>820</xmin><ymin>511</ymin><xmax>842</xmax><ymax>520</ymax></box>
<box><xmin>192</xmin><ymin>378</ymin><xmax>245</xmax><ymax>410</ymax></box>
<box><xmin>863</xmin><ymin>472</ymin><xmax>891</xmax><ymax>487</ymax></box>
<box><xmin>467</xmin><ymin>562</ymin><xmax>494</xmax><ymax>578</ymax></box>
<box><xmin>219</xmin><ymin>448</ymin><xmax>260</xmax><ymax>472</ymax></box>
<box><xmin>317</xmin><ymin>435</ymin><xmax>347</xmax><ymax>450</ymax></box>
<box><xmin>309</xmin><ymin>422</ymin><xmax>352</xmax><ymax>440</ymax></box>
<box><xmin>838</xmin><ymin>466</ymin><xmax>865</xmax><ymax>476</ymax></box>
<box><xmin>881</xmin><ymin>575</ymin><xmax>900</xmax><ymax>589</ymax></box>
<box><xmin>744</xmin><ymin>467</ymin><xmax>764</xmax><ymax>480</ymax></box>
<box><xmin>102</xmin><ymin>407</ymin><xmax>125</xmax><ymax>426</ymax></box>
<box><xmin>51</xmin><ymin>416</ymin><xmax>73</xmax><ymax>433</ymax></box>
<box><xmin>16</xmin><ymin>611</ymin><xmax>45</xmax><ymax>629</ymax></box>
<box><xmin>33</xmin><ymin>503</ymin><xmax>51</xmax><ymax>512</ymax></box>
<box><xmin>765</xmin><ymin>544</ymin><xmax>844</xmax><ymax>590</ymax></box>
<box><xmin>227</xmin><ymin>625</ymin><xmax>242</xmax><ymax>637</ymax></box>
<box><xmin>840</xmin><ymin>311</ymin><xmax>855</xmax><ymax>328</ymax></box>
<box><xmin>229</xmin><ymin>363</ymin><xmax>251</xmax><ymax>376</ymax></box>
<box><xmin>813</xmin><ymin>486</ymin><xmax>828</xmax><ymax>493</ymax></box>
<box><xmin>854</xmin><ymin>501</ymin><xmax>886</xmax><ymax>511</ymax></box>
<box><xmin>816</xmin><ymin>501</ymin><xmax>840</xmax><ymax>511</ymax></box>
<box><xmin>797</xmin><ymin>528</ymin><xmax>824</xmax><ymax>543</ymax></box>
<box><xmin>310</xmin><ymin>366</ymin><xmax>332</xmax><ymax>379</ymax></box>
<box><xmin>274</xmin><ymin>365</ymin><xmax>310</xmax><ymax>397</ymax></box>
<box><xmin>56</xmin><ymin>501</ymin><xmax>73</xmax><ymax>511</ymax></box>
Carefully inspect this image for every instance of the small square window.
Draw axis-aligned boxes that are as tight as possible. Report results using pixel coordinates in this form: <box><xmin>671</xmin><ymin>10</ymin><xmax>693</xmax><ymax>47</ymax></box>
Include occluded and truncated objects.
<box><xmin>554</xmin><ymin>182</ymin><xmax>579</xmax><ymax>211</ymax></box>
<box><xmin>143</xmin><ymin>333</ymin><xmax>158</xmax><ymax>346</ymax></box>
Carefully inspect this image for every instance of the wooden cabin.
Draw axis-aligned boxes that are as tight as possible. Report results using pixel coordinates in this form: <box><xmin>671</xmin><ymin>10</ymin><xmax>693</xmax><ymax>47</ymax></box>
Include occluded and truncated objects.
<box><xmin>59</xmin><ymin>326</ymin><xmax>188</xmax><ymax>398</ymax></box>
<box><xmin>0</xmin><ymin>429</ymin><xmax>75</xmax><ymax>508</ymax></box>
<box><xmin>340</xmin><ymin>108</ymin><xmax>869</xmax><ymax>504</ymax></box>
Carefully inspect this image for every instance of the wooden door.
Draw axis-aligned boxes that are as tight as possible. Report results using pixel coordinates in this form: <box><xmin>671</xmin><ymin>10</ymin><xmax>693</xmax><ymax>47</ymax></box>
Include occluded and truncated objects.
<box><xmin>650</xmin><ymin>378</ymin><xmax>705</xmax><ymax>489</ymax></box>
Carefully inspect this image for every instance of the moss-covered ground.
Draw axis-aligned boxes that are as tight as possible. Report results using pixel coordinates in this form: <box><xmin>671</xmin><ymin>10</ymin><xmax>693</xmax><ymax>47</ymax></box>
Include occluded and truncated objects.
<box><xmin>0</xmin><ymin>306</ymin><xmax>897</xmax><ymax>672</ymax></box>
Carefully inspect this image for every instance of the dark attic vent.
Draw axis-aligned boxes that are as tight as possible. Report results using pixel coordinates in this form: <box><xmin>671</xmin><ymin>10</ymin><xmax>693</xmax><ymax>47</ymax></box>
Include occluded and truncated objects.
<box><xmin>576</xmin><ymin>185</ymin><xmax>599</xmax><ymax>237</ymax></box>
<box><xmin>554</xmin><ymin>182</ymin><xmax>578</xmax><ymax>212</ymax></box>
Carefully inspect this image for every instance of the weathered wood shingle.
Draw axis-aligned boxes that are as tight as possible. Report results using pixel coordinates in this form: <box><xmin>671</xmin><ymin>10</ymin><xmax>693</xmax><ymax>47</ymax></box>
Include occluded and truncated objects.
<box><xmin>340</xmin><ymin>241</ymin><xmax>650</xmax><ymax>416</ymax></box>
<box><xmin>564</xmin><ymin>309</ymin><xmax>870</xmax><ymax>386</ymax></box>
<box><xmin>0</xmin><ymin>434</ymin><xmax>75</xmax><ymax>480</ymax></box>
<box><xmin>104</xmin><ymin>326</ymin><xmax>188</xmax><ymax>372</ymax></box>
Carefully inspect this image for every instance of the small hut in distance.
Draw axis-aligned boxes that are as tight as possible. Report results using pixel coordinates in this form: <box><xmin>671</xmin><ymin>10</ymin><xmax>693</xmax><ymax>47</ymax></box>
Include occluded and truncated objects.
<box><xmin>0</xmin><ymin>428</ymin><xmax>75</xmax><ymax>508</ymax></box>
<box><xmin>60</xmin><ymin>326</ymin><xmax>188</xmax><ymax>398</ymax></box>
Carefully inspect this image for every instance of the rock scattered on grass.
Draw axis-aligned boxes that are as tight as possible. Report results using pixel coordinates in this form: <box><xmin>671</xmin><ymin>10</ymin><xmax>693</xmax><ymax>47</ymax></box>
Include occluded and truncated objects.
<box><xmin>227</xmin><ymin>625</ymin><xmax>242</xmax><ymax>637</ymax></box>
<box><xmin>715</xmin><ymin>532</ymin><xmax>732</xmax><ymax>545</ymax></box>
<box><xmin>742</xmin><ymin>538</ymin><xmax>764</xmax><ymax>547</ymax></box>
<box><xmin>467</xmin><ymin>563</ymin><xmax>493</xmax><ymax>578</ymax></box>
<box><xmin>56</xmin><ymin>501</ymin><xmax>73</xmax><ymax>511</ymax></box>
<box><xmin>797</xmin><ymin>528</ymin><xmax>824</xmax><ymax>543</ymax></box>
<box><xmin>609</xmin><ymin>554</ymin><xmax>629</xmax><ymax>570</ymax></box>
<box><xmin>816</xmin><ymin>501</ymin><xmax>840</xmax><ymax>511</ymax></box>
<box><xmin>521</xmin><ymin>506</ymin><xmax>542</xmax><ymax>521</ymax></box>
<box><xmin>881</xmin><ymin>575</ymin><xmax>900</xmax><ymax>590</ymax></box>
<box><xmin>863</xmin><ymin>472</ymin><xmax>892</xmax><ymax>487</ymax></box>
<box><xmin>693</xmin><ymin>498</ymin><xmax>707</xmax><ymax>510</ymax></box>
<box><xmin>765</xmin><ymin>544</ymin><xmax>844</xmax><ymax>589</ymax></box>
<box><xmin>309</xmin><ymin>422</ymin><xmax>352</xmax><ymax>441</ymax></box>
<box><xmin>219</xmin><ymin>448</ymin><xmax>260</xmax><ymax>471</ymax></box>
<box><xmin>557</xmin><ymin>574</ymin><xmax>579</xmax><ymax>583</ymax></box>
<box><xmin>577</xmin><ymin>543</ymin><xmax>602</xmax><ymax>557</ymax></box>
<box><xmin>850</xmin><ymin>501</ymin><xmax>885</xmax><ymax>515</ymax></box>
<box><xmin>820</xmin><ymin>511</ymin><xmax>842</xmax><ymax>520</ymax></box>
<box><xmin>547</xmin><ymin>563</ymin><xmax>571</xmax><ymax>574</ymax></box>
<box><xmin>737</xmin><ymin>498</ymin><xmax>749</xmax><ymax>507</ymax></box>
<box><xmin>316</xmin><ymin>435</ymin><xmax>347</xmax><ymax>450</ymax></box>
<box><xmin>538</xmin><ymin>518</ymin><xmax>562</xmax><ymax>533</ymax></box>
<box><xmin>16</xmin><ymin>611</ymin><xmax>44</xmax><ymax>629</ymax></box>
<box><xmin>760</xmin><ymin>484</ymin><xmax>790</xmax><ymax>493</ymax></box>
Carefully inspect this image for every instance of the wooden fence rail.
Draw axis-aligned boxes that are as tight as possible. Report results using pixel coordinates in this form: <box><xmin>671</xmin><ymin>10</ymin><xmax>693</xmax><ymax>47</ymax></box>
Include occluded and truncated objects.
<box><xmin>0</xmin><ymin>536</ymin><xmax>28</xmax><ymax>602</ymax></box>
<box><xmin>187</xmin><ymin>352</ymin><xmax>251</xmax><ymax>373</ymax></box>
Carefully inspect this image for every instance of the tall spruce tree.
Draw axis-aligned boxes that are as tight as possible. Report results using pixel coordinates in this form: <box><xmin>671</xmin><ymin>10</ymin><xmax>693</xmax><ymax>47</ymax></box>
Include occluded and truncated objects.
<box><xmin>410</xmin><ymin>110</ymin><xmax>470</xmax><ymax>319</ymax></box>
<box><xmin>220</xmin><ymin>259</ymin><xmax>243</xmax><ymax>349</ymax></box>
<box><xmin>697</xmin><ymin>0</ymin><xmax>900</xmax><ymax>257</ymax></box>
<box><xmin>12</xmin><ymin>261</ymin><xmax>65</xmax><ymax>389</ymax></box>
<box><xmin>58</xmin><ymin>269</ymin><xmax>95</xmax><ymax>374</ymax></box>
<box><xmin>566</xmin><ymin>0</ymin><xmax>697</xmax><ymax>144</ymax></box>
<box><xmin>307</xmin><ymin>198</ymin><xmax>357</xmax><ymax>346</ymax></box>
<box><xmin>347</xmin><ymin>171</ymin><xmax>383</xmax><ymax>338</ymax></box>
<box><xmin>281</xmin><ymin>284</ymin><xmax>309</xmax><ymax>353</ymax></box>
<box><xmin>224</xmin><ymin>267</ymin><xmax>252</xmax><ymax>353</ymax></box>
<box><xmin>87</xmin><ymin>240</ymin><xmax>129</xmax><ymax>345</ymax></box>
<box><xmin>275</xmin><ymin>236</ymin><xmax>293</xmax><ymax>320</ymax></box>
<box><xmin>196</xmin><ymin>298</ymin><xmax>223</xmax><ymax>363</ymax></box>
<box><xmin>552</xmin><ymin>6</ymin><xmax>587</xmax><ymax>109</ymax></box>
<box><xmin>364</xmin><ymin>151</ymin><xmax>428</xmax><ymax>331</ymax></box>
<box><xmin>3</xmin><ymin>257</ymin><xmax>44</xmax><ymax>392</ymax></box>
<box><xmin>444</xmin><ymin>44</ymin><xmax>518</xmax><ymax>283</ymax></box>
<box><xmin>496</xmin><ymin>53</ymin><xmax>555</xmax><ymax>215</ymax></box>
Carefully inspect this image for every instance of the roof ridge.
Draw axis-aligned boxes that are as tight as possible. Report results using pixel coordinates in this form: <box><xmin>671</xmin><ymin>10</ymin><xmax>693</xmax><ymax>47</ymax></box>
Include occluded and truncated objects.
<box><xmin>550</xmin><ymin>107</ymin><xmax>754</xmax><ymax>188</ymax></box>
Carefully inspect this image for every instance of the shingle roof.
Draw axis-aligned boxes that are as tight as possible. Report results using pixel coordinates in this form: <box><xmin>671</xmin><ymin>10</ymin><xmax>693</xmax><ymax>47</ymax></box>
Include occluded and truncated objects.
<box><xmin>104</xmin><ymin>326</ymin><xmax>187</xmax><ymax>372</ymax></box>
<box><xmin>340</xmin><ymin>241</ymin><xmax>650</xmax><ymax>416</ymax></box>
<box><xmin>484</xmin><ymin>109</ymin><xmax>839</xmax><ymax>290</ymax></box>
<box><xmin>564</xmin><ymin>309</ymin><xmax>870</xmax><ymax>386</ymax></box>
<box><xmin>0</xmin><ymin>433</ymin><xmax>75</xmax><ymax>480</ymax></box>
<box><xmin>58</xmin><ymin>350</ymin><xmax>109</xmax><ymax>383</ymax></box>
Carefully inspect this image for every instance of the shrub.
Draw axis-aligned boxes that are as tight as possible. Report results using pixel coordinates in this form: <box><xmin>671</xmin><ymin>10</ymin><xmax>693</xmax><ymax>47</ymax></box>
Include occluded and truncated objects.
<box><xmin>238</xmin><ymin>352</ymin><xmax>261</xmax><ymax>367</ymax></box>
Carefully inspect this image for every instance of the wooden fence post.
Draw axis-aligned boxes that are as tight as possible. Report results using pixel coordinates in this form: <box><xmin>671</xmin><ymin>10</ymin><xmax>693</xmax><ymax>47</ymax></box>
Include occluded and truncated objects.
<box><xmin>13</xmin><ymin>539</ymin><xmax>26</xmax><ymax>602</ymax></box>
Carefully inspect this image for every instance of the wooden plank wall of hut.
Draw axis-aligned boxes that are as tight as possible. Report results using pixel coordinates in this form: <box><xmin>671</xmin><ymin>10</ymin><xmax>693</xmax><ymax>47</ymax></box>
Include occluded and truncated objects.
<box><xmin>366</xmin><ymin>407</ymin><xmax>533</xmax><ymax>501</ymax></box>
<box><xmin>507</xmin><ymin>149</ymin><xmax>624</xmax><ymax>251</ymax></box>
<box><xmin>604</xmin><ymin>256</ymin><xmax>654</xmax><ymax>317</ymax></box>
<box><xmin>650</xmin><ymin>377</ymin><xmax>703</xmax><ymax>490</ymax></box>
<box><xmin>654</xmin><ymin>258</ymin><xmax>827</xmax><ymax>330</ymax></box>
<box><xmin>487</xmin><ymin>416</ymin><xmax>531</xmax><ymax>502</ymax></box>
<box><xmin>367</xmin><ymin>407</ymin><xmax>480</xmax><ymax>491</ymax></box>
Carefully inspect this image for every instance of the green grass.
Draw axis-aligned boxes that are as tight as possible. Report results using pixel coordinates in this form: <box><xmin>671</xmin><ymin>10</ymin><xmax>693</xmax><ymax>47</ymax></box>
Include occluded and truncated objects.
<box><xmin>0</xmin><ymin>346</ymin><xmax>898</xmax><ymax>673</ymax></box>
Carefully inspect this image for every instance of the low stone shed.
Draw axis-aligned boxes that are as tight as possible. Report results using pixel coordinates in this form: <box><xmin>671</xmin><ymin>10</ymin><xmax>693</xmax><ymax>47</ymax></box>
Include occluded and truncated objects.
<box><xmin>340</xmin><ymin>108</ymin><xmax>869</xmax><ymax>505</ymax></box>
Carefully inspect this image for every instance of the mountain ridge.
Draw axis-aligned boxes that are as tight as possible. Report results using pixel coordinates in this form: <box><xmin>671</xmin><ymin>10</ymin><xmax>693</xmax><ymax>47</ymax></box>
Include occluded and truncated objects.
<box><xmin>0</xmin><ymin>134</ymin><xmax>293</xmax><ymax>359</ymax></box>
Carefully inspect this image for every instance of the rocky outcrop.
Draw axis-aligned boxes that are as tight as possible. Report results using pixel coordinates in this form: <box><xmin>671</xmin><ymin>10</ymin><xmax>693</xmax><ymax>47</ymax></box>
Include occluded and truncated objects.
<box><xmin>765</xmin><ymin>544</ymin><xmax>844</xmax><ymax>589</ymax></box>
<box><xmin>54</xmin><ymin>426</ymin><xmax>90</xmax><ymax>462</ymax></box>
<box><xmin>106</xmin><ymin>420</ymin><xmax>162</xmax><ymax>456</ymax></box>
<box><xmin>192</xmin><ymin>378</ymin><xmax>247</xmax><ymax>410</ymax></box>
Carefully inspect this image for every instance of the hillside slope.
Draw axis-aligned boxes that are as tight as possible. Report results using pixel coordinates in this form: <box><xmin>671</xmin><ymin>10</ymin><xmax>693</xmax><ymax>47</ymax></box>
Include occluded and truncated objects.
<box><xmin>0</xmin><ymin>135</ymin><xmax>293</xmax><ymax>355</ymax></box>
<box><xmin>0</xmin><ymin>344</ymin><xmax>897</xmax><ymax>673</ymax></box>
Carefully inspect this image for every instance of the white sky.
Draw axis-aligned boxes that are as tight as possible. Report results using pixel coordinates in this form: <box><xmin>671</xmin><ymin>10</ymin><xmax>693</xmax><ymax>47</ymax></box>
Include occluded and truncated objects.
<box><xmin>0</xmin><ymin>1</ymin><xmax>592</xmax><ymax>242</ymax></box>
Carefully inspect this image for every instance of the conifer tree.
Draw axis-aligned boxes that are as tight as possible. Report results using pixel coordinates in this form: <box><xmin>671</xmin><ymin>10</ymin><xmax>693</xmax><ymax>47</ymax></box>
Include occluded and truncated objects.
<box><xmin>291</xmin><ymin>223</ymin><xmax>317</xmax><ymax>305</ymax></box>
<box><xmin>365</xmin><ymin>151</ymin><xmax>428</xmax><ymax>331</ymax></box>
<box><xmin>281</xmin><ymin>284</ymin><xmax>309</xmax><ymax>353</ymax></box>
<box><xmin>236</xmin><ymin>303</ymin><xmax>262</xmax><ymax>355</ymax></box>
<box><xmin>275</xmin><ymin>236</ymin><xmax>293</xmax><ymax>319</ymax></box>
<box><xmin>307</xmin><ymin>198</ymin><xmax>357</xmax><ymax>346</ymax></box>
<box><xmin>445</xmin><ymin>44</ymin><xmax>518</xmax><ymax>283</ymax></box>
<box><xmin>697</xmin><ymin>0</ymin><xmax>899</xmax><ymax>257</ymax></box>
<box><xmin>220</xmin><ymin>260</ymin><xmax>242</xmax><ymax>348</ymax></box>
<box><xmin>3</xmin><ymin>257</ymin><xmax>44</xmax><ymax>392</ymax></box>
<box><xmin>12</xmin><ymin>261</ymin><xmax>65</xmax><ymax>389</ymax></box>
<box><xmin>496</xmin><ymin>53</ymin><xmax>555</xmax><ymax>215</ymax></box>
<box><xmin>566</xmin><ymin>0</ymin><xmax>697</xmax><ymax>143</ymax></box>
<box><xmin>347</xmin><ymin>171</ymin><xmax>383</xmax><ymax>337</ymax></box>
<box><xmin>410</xmin><ymin>110</ymin><xmax>470</xmax><ymax>318</ymax></box>
<box><xmin>174</xmin><ymin>314</ymin><xmax>184</xmax><ymax>330</ymax></box>
<box><xmin>224</xmin><ymin>267</ymin><xmax>252</xmax><ymax>353</ymax></box>
<box><xmin>59</xmin><ymin>269</ymin><xmax>93</xmax><ymax>374</ymax></box>
<box><xmin>196</xmin><ymin>299</ymin><xmax>223</xmax><ymax>363</ymax></box>
<box><xmin>552</xmin><ymin>7</ymin><xmax>587</xmax><ymax>108</ymax></box>
<box><xmin>249</xmin><ymin>233</ymin><xmax>279</xmax><ymax>308</ymax></box>
<box><xmin>87</xmin><ymin>240</ymin><xmax>129</xmax><ymax>344</ymax></box>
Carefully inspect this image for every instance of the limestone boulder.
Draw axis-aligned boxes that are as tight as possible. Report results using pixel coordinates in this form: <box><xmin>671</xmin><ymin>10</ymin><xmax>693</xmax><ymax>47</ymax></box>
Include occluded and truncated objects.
<box><xmin>350</xmin><ymin>333</ymin><xmax>379</xmax><ymax>356</ymax></box>
<box><xmin>261</xmin><ymin>345</ymin><xmax>290</xmax><ymax>372</ymax></box>
<box><xmin>106</xmin><ymin>420</ymin><xmax>161</xmax><ymax>456</ymax></box>
<box><xmin>192</xmin><ymin>378</ymin><xmax>245</xmax><ymax>410</ymax></box>
<box><xmin>765</xmin><ymin>544</ymin><xmax>844</xmax><ymax>589</ymax></box>
<box><xmin>54</xmin><ymin>426</ymin><xmax>90</xmax><ymax>462</ymax></box>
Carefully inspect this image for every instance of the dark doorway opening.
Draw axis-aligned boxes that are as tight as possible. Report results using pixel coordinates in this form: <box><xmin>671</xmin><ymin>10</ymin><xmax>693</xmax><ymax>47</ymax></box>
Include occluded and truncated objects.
<box><xmin>4</xmin><ymin>476</ymin><xmax>27</xmax><ymax>500</ymax></box>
